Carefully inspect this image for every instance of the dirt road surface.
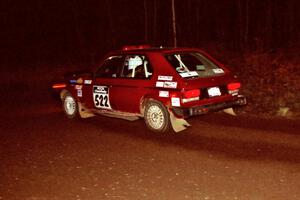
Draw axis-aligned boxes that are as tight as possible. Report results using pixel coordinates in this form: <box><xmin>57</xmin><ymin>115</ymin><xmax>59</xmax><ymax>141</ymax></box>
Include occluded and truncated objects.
<box><xmin>1</xmin><ymin>90</ymin><xmax>300</xmax><ymax>200</ymax></box>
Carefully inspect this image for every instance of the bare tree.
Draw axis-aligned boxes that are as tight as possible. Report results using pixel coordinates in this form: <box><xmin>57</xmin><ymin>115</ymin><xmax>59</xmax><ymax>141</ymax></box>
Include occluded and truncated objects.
<box><xmin>171</xmin><ymin>0</ymin><xmax>177</xmax><ymax>47</ymax></box>
<box><xmin>244</xmin><ymin>0</ymin><xmax>249</xmax><ymax>52</ymax></box>
<box><xmin>105</xmin><ymin>0</ymin><xmax>116</xmax><ymax>48</ymax></box>
<box><xmin>153</xmin><ymin>0</ymin><xmax>158</xmax><ymax>45</ymax></box>
<box><xmin>237</xmin><ymin>0</ymin><xmax>243</xmax><ymax>51</ymax></box>
<box><xmin>69</xmin><ymin>0</ymin><xmax>86</xmax><ymax>57</ymax></box>
<box><xmin>237</xmin><ymin>0</ymin><xmax>249</xmax><ymax>52</ymax></box>
<box><xmin>144</xmin><ymin>0</ymin><xmax>148</xmax><ymax>43</ymax></box>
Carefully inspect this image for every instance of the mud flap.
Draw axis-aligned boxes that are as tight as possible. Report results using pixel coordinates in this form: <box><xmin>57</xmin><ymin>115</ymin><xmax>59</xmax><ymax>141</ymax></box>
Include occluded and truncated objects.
<box><xmin>78</xmin><ymin>102</ymin><xmax>95</xmax><ymax>118</ymax></box>
<box><xmin>223</xmin><ymin>107</ymin><xmax>236</xmax><ymax>116</ymax></box>
<box><xmin>168</xmin><ymin>109</ymin><xmax>191</xmax><ymax>132</ymax></box>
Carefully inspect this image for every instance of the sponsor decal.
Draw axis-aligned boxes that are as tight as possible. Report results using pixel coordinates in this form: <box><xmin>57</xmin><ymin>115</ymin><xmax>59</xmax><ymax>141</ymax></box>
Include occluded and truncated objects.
<box><xmin>75</xmin><ymin>85</ymin><xmax>82</xmax><ymax>90</ymax></box>
<box><xmin>171</xmin><ymin>97</ymin><xmax>180</xmax><ymax>107</ymax></box>
<box><xmin>76</xmin><ymin>77</ymin><xmax>83</xmax><ymax>84</ymax></box>
<box><xmin>93</xmin><ymin>86</ymin><xmax>108</xmax><ymax>94</ymax></box>
<box><xmin>93</xmin><ymin>85</ymin><xmax>111</xmax><ymax>109</ymax></box>
<box><xmin>212</xmin><ymin>68</ymin><xmax>224</xmax><ymax>74</ymax></box>
<box><xmin>158</xmin><ymin>75</ymin><xmax>173</xmax><ymax>81</ymax></box>
<box><xmin>179</xmin><ymin>71</ymin><xmax>198</xmax><ymax>78</ymax></box>
<box><xmin>84</xmin><ymin>80</ymin><xmax>92</xmax><ymax>84</ymax></box>
<box><xmin>77</xmin><ymin>89</ymin><xmax>82</xmax><ymax>97</ymax></box>
<box><xmin>208</xmin><ymin>87</ymin><xmax>221</xmax><ymax>97</ymax></box>
<box><xmin>156</xmin><ymin>81</ymin><xmax>164</xmax><ymax>88</ymax></box>
<box><xmin>159</xmin><ymin>91</ymin><xmax>169</xmax><ymax>98</ymax></box>
<box><xmin>163</xmin><ymin>81</ymin><xmax>177</xmax><ymax>89</ymax></box>
<box><xmin>70</xmin><ymin>79</ymin><xmax>77</xmax><ymax>84</ymax></box>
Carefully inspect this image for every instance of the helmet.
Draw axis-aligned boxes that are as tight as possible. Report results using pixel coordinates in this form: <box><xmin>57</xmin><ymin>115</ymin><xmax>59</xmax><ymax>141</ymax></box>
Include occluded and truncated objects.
<box><xmin>128</xmin><ymin>56</ymin><xmax>143</xmax><ymax>70</ymax></box>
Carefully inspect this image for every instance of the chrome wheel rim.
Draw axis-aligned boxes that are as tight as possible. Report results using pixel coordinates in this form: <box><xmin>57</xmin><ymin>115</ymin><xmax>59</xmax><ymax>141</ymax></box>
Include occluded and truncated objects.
<box><xmin>147</xmin><ymin>105</ymin><xmax>164</xmax><ymax>130</ymax></box>
<box><xmin>64</xmin><ymin>96</ymin><xmax>76</xmax><ymax>115</ymax></box>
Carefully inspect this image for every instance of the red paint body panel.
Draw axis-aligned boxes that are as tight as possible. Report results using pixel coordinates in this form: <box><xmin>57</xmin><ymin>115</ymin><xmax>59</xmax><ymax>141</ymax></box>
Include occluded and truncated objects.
<box><xmin>54</xmin><ymin>47</ymin><xmax>246</xmax><ymax>118</ymax></box>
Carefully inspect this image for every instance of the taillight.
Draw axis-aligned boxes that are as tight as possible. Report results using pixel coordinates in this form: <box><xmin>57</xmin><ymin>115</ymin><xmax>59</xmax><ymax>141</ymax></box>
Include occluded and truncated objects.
<box><xmin>182</xmin><ymin>89</ymin><xmax>200</xmax><ymax>103</ymax></box>
<box><xmin>227</xmin><ymin>82</ymin><xmax>241</xmax><ymax>95</ymax></box>
<box><xmin>183</xmin><ymin>89</ymin><xmax>200</xmax><ymax>98</ymax></box>
<box><xmin>52</xmin><ymin>83</ymin><xmax>66</xmax><ymax>89</ymax></box>
<box><xmin>227</xmin><ymin>82</ymin><xmax>241</xmax><ymax>90</ymax></box>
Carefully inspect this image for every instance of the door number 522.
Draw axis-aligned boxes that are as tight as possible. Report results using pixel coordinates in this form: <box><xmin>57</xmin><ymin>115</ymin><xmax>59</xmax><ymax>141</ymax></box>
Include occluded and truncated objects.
<box><xmin>94</xmin><ymin>94</ymin><xmax>111</xmax><ymax>109</ymax></box>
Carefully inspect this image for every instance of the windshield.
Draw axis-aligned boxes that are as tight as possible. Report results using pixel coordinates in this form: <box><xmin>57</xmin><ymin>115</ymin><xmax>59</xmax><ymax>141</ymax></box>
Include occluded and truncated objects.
<box><xmin>165</xmin><ymin>52</ymin><xmax>225</xmax><ymax>79</ymax></box>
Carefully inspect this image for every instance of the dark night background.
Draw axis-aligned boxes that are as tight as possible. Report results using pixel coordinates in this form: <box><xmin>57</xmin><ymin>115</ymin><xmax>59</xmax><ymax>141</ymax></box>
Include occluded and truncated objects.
<box><xmin>1</xmin><ymin>0</ymin><xmax>300</xmax><ymax>116</ymax></box>
<box><xmin>2</xmin><ymin>0</ymin><xmax>300</xmax><ymax>65</ymax></box>
<box><xmin>1</xmin><ymin>2</ymin><xmax>300</xmax><ymax>199</ymax></box>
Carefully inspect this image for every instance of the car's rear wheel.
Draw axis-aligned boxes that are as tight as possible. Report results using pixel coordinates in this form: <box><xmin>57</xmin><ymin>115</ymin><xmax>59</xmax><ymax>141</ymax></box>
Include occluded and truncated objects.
<box><xmin>144</xmin><ymin>100</ymin><xmax>170</xmax><ymax>132</ymax></box>
<box><xmin>62</xmin><ymin>92</ymin><xmax>78</xmax><ymax>119</ymax></box>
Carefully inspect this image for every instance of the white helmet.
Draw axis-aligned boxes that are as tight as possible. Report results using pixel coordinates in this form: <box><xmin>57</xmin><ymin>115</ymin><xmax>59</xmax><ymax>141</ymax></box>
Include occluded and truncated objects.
<box><xmin>128</xmin><ymin>56</ymin><xmax>143</xmax><ymax>70</ymax></box>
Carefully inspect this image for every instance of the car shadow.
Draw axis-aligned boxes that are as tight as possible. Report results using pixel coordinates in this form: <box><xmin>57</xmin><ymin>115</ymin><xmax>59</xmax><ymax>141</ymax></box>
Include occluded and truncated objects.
<box><xmin>197</xmin><ymin>112</ymin><xmax>300</xmax><ymax>135</ymax></box>
<box><xmin>82</xmin><ymin>114</ymin><xmax>300</xmax><ymax>165</ymax></box>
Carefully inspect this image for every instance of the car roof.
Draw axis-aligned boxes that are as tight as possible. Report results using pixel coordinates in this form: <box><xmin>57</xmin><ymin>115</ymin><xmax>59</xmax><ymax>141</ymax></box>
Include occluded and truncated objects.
<box><xmin>111</xmin><ymin>46</ymin><xmax>204</xmax><ymax>55</ymax></box>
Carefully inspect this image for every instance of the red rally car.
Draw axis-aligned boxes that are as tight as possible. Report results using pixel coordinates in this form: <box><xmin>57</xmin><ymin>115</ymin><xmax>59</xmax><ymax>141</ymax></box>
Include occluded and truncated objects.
<box><xmin>53</xmin><ymin>46</ymin><xmax>246</xmax><ymax>132</ymax></box>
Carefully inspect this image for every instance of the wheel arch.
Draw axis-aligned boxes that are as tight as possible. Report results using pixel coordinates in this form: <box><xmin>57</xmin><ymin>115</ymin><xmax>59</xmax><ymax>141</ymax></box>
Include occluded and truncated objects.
<box><xmin>60</xmin><ymin>89</ymin><xmax>69</xmax><ymax>101</ymax></box>
<box><xmin>60</xmin><ymin>88</ymin><xmax>78</xmax><ymax>102</ymax></box>
<box><xmin>139</xmin><ymin>95</ymin><xmax>170</xmax><ymax>117</ymax></box>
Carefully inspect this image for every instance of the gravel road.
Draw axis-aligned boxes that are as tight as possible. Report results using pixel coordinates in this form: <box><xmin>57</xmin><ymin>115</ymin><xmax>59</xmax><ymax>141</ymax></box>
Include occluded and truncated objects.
<box><xmin>1</xmin><ymin>90</ymin><xmax>300</xmax><ymax>200</ymax></box>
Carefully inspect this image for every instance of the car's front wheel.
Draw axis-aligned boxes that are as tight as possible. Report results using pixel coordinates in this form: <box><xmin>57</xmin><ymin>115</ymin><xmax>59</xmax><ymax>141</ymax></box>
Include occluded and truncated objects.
<box><xmin>62</xmin><ymin>92</ymin><xmax>78</xmax><ymax>119</ymax></box>
<box><xmin>144</xmin><ymin>100</ymin><xmax>170</xmax><ymax>132</ymax></box>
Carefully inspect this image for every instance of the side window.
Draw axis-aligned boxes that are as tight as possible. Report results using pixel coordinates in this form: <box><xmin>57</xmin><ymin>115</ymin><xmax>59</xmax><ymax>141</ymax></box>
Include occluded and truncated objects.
<box><xmin>95</xmin><ymin>56</ymin><xmax>124</xmax><ymax>78</ymax></box>
<box><xmin>121</xmin><ymin>55</ymin><xmax>153</xmax><ymax>79</ymax></box>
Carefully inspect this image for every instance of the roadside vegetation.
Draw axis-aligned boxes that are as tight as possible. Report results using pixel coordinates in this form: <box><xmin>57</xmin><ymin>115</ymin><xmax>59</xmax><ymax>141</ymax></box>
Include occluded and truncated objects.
<box><xmin>1</xmin><ymin>47</ymin><xmax>300</xmax><ymax>119</ymax></box>
<box><xmin>213</xmin><ymin>48</ymin><xmax>300</xmax><ymax>119</ymax></box>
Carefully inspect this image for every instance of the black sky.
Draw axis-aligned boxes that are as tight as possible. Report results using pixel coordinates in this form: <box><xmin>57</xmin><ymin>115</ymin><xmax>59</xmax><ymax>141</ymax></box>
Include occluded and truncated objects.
<box><xmin>1</xmin><ymin>0</ymin><xmax>300</xmax><ymax>66</ymax></box>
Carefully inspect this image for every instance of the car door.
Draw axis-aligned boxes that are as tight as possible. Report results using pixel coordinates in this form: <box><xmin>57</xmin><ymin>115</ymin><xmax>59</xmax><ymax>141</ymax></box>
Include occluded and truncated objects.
<box><xmin>91</xmin><ymin>55</ymin><xmax>125</xmax><ymax>111</ymax></box>
<box><xmin>109</xmin><ymin>54</ymin><xmax>154</xmax><ymax>113</ymax></box>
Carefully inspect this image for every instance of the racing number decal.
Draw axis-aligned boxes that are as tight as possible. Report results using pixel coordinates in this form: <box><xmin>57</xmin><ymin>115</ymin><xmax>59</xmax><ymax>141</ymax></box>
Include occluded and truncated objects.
<box><xmin>95</xmin><ymin>95</ymin><xmax>109</xmax><ymax>107</ymax></box>
<box><xmin>93</xmin><ymin>86</ymin><xmax>111</xmax><ymax>109</ymax></box>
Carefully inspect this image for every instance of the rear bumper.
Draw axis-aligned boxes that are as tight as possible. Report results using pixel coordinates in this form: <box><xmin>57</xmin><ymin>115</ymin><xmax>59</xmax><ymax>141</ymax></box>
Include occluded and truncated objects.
<box><xmin>172</xmin><ymin>95</ymin><xmax>247</xmax><ymax>118</ymax></box>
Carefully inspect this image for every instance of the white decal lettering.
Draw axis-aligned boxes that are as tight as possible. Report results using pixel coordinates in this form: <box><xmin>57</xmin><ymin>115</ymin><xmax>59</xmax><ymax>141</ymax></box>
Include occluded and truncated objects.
<box><xmin>84</xmin><ymin>80</ymin><xmax>92</xmax><ymax>84</ymax></box>
<box><xmin>159</xmin><ymin>91</ymin><xmax>169</xmax><ymax>98</ymax></box>
<box><xmin>163</xmin><ymin>81</ymin><xmax>177</xmax><ymax>89</ymax></box>
<box><xmin>171</xmin><ymin>97</ymin><xmax>180</xmax><ymax>107</ymax></box>
<box><xmin>158</xmin><ymin>75</ymin><xmax>173</xmax><ymax>81</ymax></box>
<box><xmin>156</xmin><ymin>81</ymin><xmax>164</xmax><ymax>87</ymax></box>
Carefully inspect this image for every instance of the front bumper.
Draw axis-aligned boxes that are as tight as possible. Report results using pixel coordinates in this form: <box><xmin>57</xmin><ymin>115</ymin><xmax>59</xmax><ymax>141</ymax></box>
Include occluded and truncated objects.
<box><xmin>172</xmin><ymin>95</ymin><xmax>247</xmax><ymax>118</ymax></box>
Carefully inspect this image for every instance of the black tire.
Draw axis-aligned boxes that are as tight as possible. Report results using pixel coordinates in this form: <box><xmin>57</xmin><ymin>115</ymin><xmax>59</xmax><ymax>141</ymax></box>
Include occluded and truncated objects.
<box><xmin>62</xmin><ymin>92</ymin><xmax>78</xmax><ymax>119</ymax></box>
<box><xmin>144</xmin><ymin>100</ymin><xmax>170</xmax><ymax>133</ymax></box>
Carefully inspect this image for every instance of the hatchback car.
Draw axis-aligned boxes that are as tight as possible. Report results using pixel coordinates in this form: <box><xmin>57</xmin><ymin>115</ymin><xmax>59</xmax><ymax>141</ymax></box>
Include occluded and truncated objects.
<box><xmin>53</xmin><ymin>45</ymin><xmax>246</xmax><ymax>132</ymax></box>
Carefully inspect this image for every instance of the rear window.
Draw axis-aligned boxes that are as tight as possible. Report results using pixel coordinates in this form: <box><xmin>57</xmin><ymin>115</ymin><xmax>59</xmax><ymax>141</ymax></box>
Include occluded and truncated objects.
<box><xmin>165</xmin><ymin>52</ymin><xmax>225</xmax><ymax>79</ymax></box>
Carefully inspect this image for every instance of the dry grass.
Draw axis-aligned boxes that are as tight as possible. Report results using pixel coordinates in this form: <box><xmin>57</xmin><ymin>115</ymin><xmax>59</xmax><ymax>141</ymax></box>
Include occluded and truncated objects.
<box><xmin>227</xmin><ymin>49</ymin><xmax>300</xmax><ymax>118</ymax></box>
